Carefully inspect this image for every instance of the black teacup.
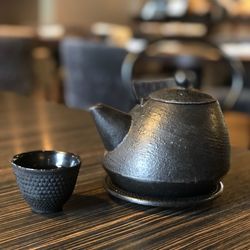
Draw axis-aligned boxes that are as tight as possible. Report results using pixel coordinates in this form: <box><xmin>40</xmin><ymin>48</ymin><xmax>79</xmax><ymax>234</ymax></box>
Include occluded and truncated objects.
<box><xmin>12</xmin><ymin>150</ymin><xmax>81</xmax><ymax>214</ymax></box>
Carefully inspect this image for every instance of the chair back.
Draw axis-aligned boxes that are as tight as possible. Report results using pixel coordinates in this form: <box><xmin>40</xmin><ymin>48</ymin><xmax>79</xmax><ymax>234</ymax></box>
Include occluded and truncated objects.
<box><xmin>0</xmin><ymin>37</ymin><xmax>33</xmax><ymax>94</ymax></box>
<box><xmin>60</xmin><ymin>38</ymin><xmax>135</xmax><ymax>112</ymax></box>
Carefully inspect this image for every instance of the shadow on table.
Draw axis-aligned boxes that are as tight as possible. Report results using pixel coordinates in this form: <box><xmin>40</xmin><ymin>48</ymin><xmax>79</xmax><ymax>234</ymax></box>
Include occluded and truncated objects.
<box><xmin>38</xmin><ymin>159</ymin><xmax>249</xmax><ymax>219</ymax></box>
<box><xmin>65</xmin><ymin>193</ymin><xmax>112</xmax><ymax>212</ymax></box>
<box><xmin>107</xmin><ymin>174</ymin><xmax>249</xmax><ymax>219</ymax></box>
<box><xmin>35</xmin><ymin>194</ymin><xmax>111</xmax><ymax>218</ymax></box>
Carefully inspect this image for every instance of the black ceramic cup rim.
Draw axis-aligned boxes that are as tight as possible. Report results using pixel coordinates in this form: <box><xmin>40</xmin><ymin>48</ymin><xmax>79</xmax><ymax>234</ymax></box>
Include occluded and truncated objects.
<box><xmin>11</xmin><ymin>150</ymin><xmax>81</xmax><ymax>172</ymax></box>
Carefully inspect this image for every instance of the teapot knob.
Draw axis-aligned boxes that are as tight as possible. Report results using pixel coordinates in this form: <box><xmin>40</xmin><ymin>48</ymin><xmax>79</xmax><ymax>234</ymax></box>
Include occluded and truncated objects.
<box><xmin>175</xmin><ymin>70</ymin><xmax>194</xmax><ymax>89</ymax></box>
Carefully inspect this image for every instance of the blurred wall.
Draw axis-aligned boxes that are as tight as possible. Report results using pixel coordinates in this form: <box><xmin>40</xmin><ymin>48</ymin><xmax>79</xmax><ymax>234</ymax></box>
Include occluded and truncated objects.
<box><xmin>54</xmin><ymin>0</ymin><xmax>134</xmax><ymax>26</ymax></box>
<box><xmin>0</xmin><ymin>0</ymin><xmax>142</xmax><ymax>26</ymax></box>
<box><xmin>0</xmin><ymin>0</ymin><xmax>38</xmax><ymax>25</ymax></box>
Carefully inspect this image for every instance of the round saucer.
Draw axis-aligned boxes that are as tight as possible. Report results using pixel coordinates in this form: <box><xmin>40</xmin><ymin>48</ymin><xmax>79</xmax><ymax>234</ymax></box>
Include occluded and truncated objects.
<box><xmin>104</xmin><ymin>176</ymin><xmax>224</xmax><ymax>207</ymax></box>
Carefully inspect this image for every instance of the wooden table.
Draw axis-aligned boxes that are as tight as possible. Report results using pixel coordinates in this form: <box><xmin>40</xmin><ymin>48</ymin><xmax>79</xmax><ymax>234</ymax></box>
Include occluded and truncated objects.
<box><xmin>0</xmin><ymin>92</ymin><xmax>249</xmax><ymax>249</ymax></box>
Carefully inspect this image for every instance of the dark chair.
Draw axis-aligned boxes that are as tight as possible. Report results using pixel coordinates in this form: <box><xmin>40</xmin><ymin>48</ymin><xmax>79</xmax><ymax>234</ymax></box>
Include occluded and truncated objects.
<box><xmin>0</xmin><ymin>37</ymin><xmax>33</xmax><ymax>95</ymax></box>
<box><xmin>60</xmin><ymin>38</ymin><xmax>135</xmax><ymax>112</ymax></box>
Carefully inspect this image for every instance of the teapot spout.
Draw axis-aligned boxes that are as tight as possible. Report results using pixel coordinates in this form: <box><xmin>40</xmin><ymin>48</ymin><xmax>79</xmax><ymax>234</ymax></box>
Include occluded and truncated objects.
<box><xmin>90</xmin><ymin>104</ymin><xmax>131</xmax><ymax>151</ymax></box>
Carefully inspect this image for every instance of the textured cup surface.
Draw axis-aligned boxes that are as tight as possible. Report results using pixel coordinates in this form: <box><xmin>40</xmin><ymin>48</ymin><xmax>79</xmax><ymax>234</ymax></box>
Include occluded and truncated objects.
<box><xmin>12</xmin><ymin>150</ymin><xmax>81</xmax><ymax>214</ymax></box>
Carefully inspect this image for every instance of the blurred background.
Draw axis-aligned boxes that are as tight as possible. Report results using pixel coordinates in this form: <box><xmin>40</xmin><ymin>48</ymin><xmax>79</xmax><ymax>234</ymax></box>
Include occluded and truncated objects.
<box><xmin>0</xmin><ymin>0</ymin><xmax>250</xmax><ymax>114</ymax></box>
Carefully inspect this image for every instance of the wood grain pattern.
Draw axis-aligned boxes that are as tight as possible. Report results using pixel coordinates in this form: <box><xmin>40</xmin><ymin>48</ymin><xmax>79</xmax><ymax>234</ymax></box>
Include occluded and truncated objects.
<box><xmin>0</xmin><ymin>92</ymin><xmax>249</xmax><ymax>249</ymax></box>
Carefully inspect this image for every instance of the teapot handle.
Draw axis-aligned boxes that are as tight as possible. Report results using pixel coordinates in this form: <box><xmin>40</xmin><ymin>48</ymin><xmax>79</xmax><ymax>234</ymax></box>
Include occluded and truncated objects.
<box><xmin>121</xmin><ymin>38</ymin><xmax>245</xmax><ymax>110</ymax></box>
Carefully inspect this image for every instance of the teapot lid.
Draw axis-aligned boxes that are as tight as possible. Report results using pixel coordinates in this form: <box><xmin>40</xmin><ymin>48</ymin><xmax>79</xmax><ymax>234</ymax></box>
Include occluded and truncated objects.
<box><xmin>149</xmin><ymin>88</ymin><xmax>216</xmax><ymax>104</ymax></box>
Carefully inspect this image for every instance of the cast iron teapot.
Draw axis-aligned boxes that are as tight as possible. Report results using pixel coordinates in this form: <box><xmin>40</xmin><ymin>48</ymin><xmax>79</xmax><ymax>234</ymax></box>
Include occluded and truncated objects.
<box><xmin>90</xmin><ymin>79</ymin><xmax>230</xmax><ymax>207</ymax></box>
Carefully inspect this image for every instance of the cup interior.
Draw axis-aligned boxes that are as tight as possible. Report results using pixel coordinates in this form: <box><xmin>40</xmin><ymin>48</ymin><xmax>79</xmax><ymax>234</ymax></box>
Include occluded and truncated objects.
<box><xmin>12</xmin><ymin>151</ymin><xmax>81</xmax><ymax>170</ymax></box>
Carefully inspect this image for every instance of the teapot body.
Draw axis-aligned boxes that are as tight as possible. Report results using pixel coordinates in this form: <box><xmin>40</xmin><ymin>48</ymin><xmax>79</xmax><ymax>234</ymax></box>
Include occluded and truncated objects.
<box><xmin>103</xmin><ymin>98</ymin><xmax>230</xmax><ymax>198</ymax></box>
